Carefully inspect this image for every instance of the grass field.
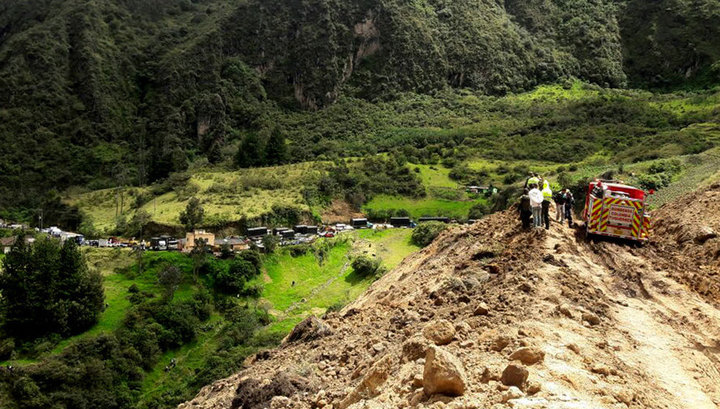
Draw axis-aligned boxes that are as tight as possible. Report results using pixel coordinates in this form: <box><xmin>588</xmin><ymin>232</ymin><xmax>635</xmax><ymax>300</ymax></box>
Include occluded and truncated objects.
<box><xmin>67</xmin><ymin>162</ymin><xmax>324</xmax><ymax>232</ymax></box>
<box><xmin>363</xmin><ymin>194</ymin><xmax>480</xmax><ymax>220</ymax></box>
<box><xmin>363</xmin><ymin>161</ymin><xmax>486</xmax><ymax>220</ymax></box>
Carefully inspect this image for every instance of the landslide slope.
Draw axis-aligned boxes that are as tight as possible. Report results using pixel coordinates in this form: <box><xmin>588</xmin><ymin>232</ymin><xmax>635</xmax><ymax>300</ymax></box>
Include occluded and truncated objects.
<box><xmin>180</xmin><ymin>183</ymin><xmax>720</xmax><ymax>409</ymax></box>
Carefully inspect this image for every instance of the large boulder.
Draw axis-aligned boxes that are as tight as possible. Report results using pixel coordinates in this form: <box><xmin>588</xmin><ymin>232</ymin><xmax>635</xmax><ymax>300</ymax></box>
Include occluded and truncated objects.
<box><xmin>423</xmin><ymin>346</ymin><xmax>467</xmax><ymax>396</ymax></box>
<box><xmin>422</xmin><ymin>319</ymin><xmax>456</xmax><ymax>345</ymax></box>
<box><xmin>283</xmin><ymin>316</ymin><xmax>333</xmax><ymax>344</ymax></box>
<box><xmin>501</xmin><ymin>364</ymin><xmax>529</xmax><ymax>389</ymax></box>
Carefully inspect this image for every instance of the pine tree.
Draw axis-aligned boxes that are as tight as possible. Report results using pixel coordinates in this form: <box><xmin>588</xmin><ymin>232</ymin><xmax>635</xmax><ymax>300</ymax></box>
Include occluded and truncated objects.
<box><xmin>235</xmin><ymin>132</ymin><xmax>264</xmax><ymax>168</ymax></box>
<box><xmin>264</xmin><ymin>128</ymin><xmax>288</xmax><ymax>165</ymax></box>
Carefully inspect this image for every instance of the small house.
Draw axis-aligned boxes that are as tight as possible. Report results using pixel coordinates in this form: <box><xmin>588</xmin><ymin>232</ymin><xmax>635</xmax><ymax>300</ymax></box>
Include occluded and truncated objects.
<box><xmin>351</xmin><ymin>218</ymin><xmax>368</xmax><ymax>228</ymax></box>
<box><xmin>221</xmin><ymin>237</ymin><xmax>250</xmax><ymax>252</ymax></box>
<box><xmin>390</xmin><ymin>217</ymin><xmax>412</xmax><ymax>227</ymax></box>
<box><xmin>466</xmin><ymin>185</ymin><xmax>490</xmax><ymax>194</ymax></box>
<box><xmin>1</xmin><ymin>237</ymin><xmax>16</xmax><ymax>254</ymax></box>
<box><xmin>305</xmin><ymin>225</ymin><xmax>319</xmax><ymax>235</ymax></box>
<box><xmin>294</xmin><ymin>225</ymin><xmax>308</xmax><ymax>234</ymax></box>
<box><xmin>246</xmin><ymin>227</ymin><xmax>269</xmax><ymax>238</ymax></box>
<box><xmin>185</xmin><ymin>230</ymin><xmax>215</xmax><ymax>252</ymax></box>
<box><xmin>1</xmin><ymin>236</ymin><xmax>35</xmax><ymax>254</ymax></box>
<box><xmin>273</xmin><ymin>227</ymin><xmax>289</xmax><ymax>235</ymax></box>
<box><xmin>280</xmin><ymin>230</ymin><xmax>295</xmax><ymax>239</ymax></box>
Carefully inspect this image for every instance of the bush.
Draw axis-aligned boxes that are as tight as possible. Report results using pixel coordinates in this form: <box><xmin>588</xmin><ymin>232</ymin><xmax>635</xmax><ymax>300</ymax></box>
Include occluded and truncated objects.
<box><xmin>288</xmin><ymin>244</ymin><xmax>311</xmax><ymax>257</ymax></box>
<box><xmin>214</xmin><ymin>270</ymin><xmax>246</xmax><ymax>295</ymax></box>
<box><xmin>411</xmin><ymin>221</ymin><xmax>447</xmax><ymax>247</ymax></box>
<box><xmin>236</xmin><ymin>250</ymin><xmax>262</xmax><ymax>273</ymax></box>
<box><xmin>468</xmin><ymin>202</ymin><xmax>491</xmax><ymax>219</ymax></box>
<box><xmin>351</xmin><ymin>256</ymin><xmax>383</xmax><ymax>279</ymax></box>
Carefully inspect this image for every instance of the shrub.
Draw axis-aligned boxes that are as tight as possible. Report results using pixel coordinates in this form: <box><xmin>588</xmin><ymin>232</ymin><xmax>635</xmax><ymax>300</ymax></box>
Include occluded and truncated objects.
<box><xmin>468</xmin><ymin>202</ymin><xmax>491</xmax><ymax>219</ymax></box>
<box><xmin>214</xmin><ymin>269</ymin><xmax>246</xmax><ymax>295</ymax></box>
<box><xmin>351</xmin><ymin>256</ymin><xmax>383</xmax><ymax>279</ymax></box>
<box><xmin>288</xmin><ymin>244</ymin><xmax>311</xmax><ymax>257</ymax></box>
<box><xmin>411</xmin><ymin>221</ymin><xmax>447</xmax><ymax>247</ymax></box>
<box><xmin>237</xmin><ymin>250</ymin><xmax>262</xmax><ymax>273</ymax></box>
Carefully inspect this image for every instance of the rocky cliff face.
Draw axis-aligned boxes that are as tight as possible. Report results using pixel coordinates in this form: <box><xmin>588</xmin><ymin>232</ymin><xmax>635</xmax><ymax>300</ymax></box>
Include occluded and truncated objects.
<box><xmin>180</xmin><ymin>185</ymin><xmax>720</xmax><ymax>409</ymax></box>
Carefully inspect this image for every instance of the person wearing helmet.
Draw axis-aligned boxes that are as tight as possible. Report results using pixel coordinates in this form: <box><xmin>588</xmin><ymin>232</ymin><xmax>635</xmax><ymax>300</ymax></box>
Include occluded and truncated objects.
<box><xmin>541</xmin><ymin>184</ymin><xmax>553</xmax><ymax>230</ymax></box>
<box><xmin>525</xmin><ymin>173</ymin><xmax>540</xmax><ymax>189</ymax></box>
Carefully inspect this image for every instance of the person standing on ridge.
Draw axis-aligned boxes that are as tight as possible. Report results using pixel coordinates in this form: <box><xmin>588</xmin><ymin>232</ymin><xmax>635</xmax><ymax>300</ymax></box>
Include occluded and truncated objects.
<box><xmin>528</xmin><ymin>184</ymin><xmax>544</xmax><ymax>228</ymax></box>
<box><xmin>519</xmin><ymin>188</ymin><xmax>532</xmax><ymax>229</ymax></box>
<box><xmin>563</xmin><ymin>189</ymin><xmax>575</xmax><ymax>227</ymax></box>
<box><xmin>541</xmin><ymin>183</ymin><xmax>553</xmax><ymax>230</ymax></box>
<box><xmin>525</xmin><ymin>173</ymin><xmax>540</xmax><ymax>189</ymax></box>
<box><xmin>554</xmin><ymin>189</ymin><xmax>565</xmax><ymax>222</ymax></box>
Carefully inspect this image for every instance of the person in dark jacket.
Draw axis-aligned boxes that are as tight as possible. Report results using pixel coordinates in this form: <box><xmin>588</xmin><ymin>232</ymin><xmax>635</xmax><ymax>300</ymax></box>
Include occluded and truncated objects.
<box><xmin>519</xmin><ymin>189</ymin><xmax>532</xmax><ymax>229</ymax></box>
<box><xmin>563</xmin><ymin>189</ymin><xmax>575</xmax><ymax>227</ymax></box>
<box><xmin>553</xmin><ymin>190</ymin><xmax>566</xmax><ymax>222</ymax></box>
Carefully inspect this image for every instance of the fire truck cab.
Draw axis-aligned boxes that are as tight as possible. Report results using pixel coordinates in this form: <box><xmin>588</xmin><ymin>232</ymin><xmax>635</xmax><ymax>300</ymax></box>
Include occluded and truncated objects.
<box><xmin>583</xmin><ymin>180</ymin><xmax>651</xmax><ymax>242</ymax></box>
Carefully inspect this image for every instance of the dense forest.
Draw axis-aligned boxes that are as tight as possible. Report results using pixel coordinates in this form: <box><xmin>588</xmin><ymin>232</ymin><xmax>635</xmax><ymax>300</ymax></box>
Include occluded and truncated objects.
<box><xmin>1</xmin><ymin>0</ymin><xmax>719</xmax><ymax>223</ymax></box>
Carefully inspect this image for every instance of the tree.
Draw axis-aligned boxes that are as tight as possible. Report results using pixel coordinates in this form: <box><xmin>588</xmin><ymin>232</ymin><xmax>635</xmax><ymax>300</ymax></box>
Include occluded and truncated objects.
<box><xmin>237</xmin><ymin>250</ymin><xmax>262</xmax><ymax>274</ymax></box>
<box><xmin>158</xmin><ymin>264</ymin><xmax>183</xmax><ymax>300</ymax></box>
<box><xmin>261</xmin><ymin>234</ymin><xmax>279</xmax><ymax>253</ymax></box>
<box><xmin>127</xmin><ymin>209</ymin><xmax>152</xmax><ymax>237</ymax></box>
<box><xmin>235</xmin><ymin>132</ymin><xmax>264</xmax><ymax>168</ymax></box>
<box><xmin>190</xmin><ymin>238</ymin><xmax>208</xmax><ymax>282</ymax></box>
<box><xmin>265</xmin><ymin>128</ymin><xmax>288</xmax><ymax>165</ymax></box>
<box><xmin>229</xmin><ymin>258</ymin><xmax>257</xmax><ymax>281</ymax></box>
<box><xmin>0</xmin><ymin>238</ymin><xmax>104</xmax><ymax>339</ymax></box>
<box><xmin>179</xmin><ymin>197</ymin><xmax>204</xmax><ymax>231</ymax></box>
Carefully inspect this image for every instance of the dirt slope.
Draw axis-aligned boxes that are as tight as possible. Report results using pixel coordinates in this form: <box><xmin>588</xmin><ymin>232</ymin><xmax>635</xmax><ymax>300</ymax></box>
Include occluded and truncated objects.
<box><xmin>180</xmin><ymin>184</ymin><xmax>720</xmax><ymax>409</ymax></box>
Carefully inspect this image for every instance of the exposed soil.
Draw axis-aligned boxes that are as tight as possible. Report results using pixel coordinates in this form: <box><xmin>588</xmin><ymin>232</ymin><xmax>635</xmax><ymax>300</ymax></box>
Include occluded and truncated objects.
<box><xmin>180</xmin><ymin>184</ymin><xmax>720</xmax><ymax>409</ymax></box>
<box><xmin>321</xmin><ymin>200</ymin><xmax>365</xmax><ymax>224</ymax></box>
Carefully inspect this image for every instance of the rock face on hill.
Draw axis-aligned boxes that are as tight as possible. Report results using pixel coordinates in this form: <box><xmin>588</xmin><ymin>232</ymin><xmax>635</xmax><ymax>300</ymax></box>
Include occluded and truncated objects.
<box><xmin>180</xmin><ymin>183</ymin><xmax>720</xmax><ymax>409</ymax></box>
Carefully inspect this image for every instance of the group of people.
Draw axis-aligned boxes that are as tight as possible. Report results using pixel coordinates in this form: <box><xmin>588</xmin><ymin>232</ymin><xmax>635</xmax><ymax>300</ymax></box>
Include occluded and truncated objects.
<box><xmin>518</xmin><ymin>173</ymin><xmax>574</xmax><ymax>230</ymax></box>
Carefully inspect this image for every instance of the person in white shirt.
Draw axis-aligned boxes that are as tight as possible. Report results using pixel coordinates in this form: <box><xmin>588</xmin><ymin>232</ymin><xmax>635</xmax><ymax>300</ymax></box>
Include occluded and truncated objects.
<box><xmin>528</xmin><ymin>184</ymin><xmax>544</xmax><ymax>228</ymax></box>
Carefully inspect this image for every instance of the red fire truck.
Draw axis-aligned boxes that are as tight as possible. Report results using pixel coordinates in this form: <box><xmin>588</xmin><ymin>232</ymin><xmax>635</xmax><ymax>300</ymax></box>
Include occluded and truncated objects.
<box><xmin>583</xmin><ymin>180</ymin><xmax>652</xmax><ymax>242</ymax></box>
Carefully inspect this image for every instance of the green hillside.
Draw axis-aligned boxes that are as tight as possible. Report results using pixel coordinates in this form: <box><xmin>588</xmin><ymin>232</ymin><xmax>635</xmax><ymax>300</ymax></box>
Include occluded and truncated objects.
<box><xmin>0</xmin><ymin>229</ymin><xmax>419</xmax><ymax>408</ymax></box>
<box><xmin>2</xmin><ymin>0</ymin><xmax>720</xmax><ymax>224</ymax></box>
<box><xmin>61</xmin><ymin>82</ymin><xmax>720</xmax><ymax>234</ymax></box>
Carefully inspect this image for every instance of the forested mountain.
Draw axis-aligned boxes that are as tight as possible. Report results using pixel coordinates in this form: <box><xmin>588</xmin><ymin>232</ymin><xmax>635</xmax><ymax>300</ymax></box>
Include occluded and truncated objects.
<box><xmin>1</xmin><ymin>0</ymin><xmax>719</xmax><ymax>221</ymax></box>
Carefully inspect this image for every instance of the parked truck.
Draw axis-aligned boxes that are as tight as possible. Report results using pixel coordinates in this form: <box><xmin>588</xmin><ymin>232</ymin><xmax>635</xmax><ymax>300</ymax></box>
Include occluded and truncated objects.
<box><xmin>583</xmin><ymin>180</ymin><xmax>651</xmax><ymax>242</ymax></box>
